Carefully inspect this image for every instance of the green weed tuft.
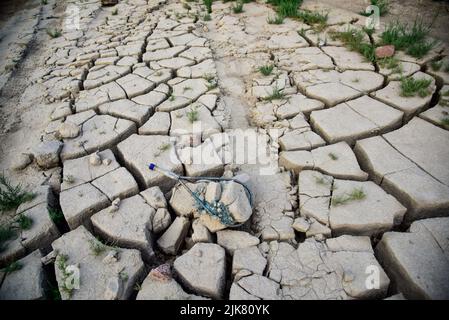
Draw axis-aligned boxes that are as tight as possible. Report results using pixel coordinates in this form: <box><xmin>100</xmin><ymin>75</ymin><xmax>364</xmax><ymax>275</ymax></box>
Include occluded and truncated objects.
<box><xmin>232</xmin><ymin>1</ymin><xmax>244</xmax><ymax>14</ymax></box>
<box><xmin>1</xmin><ymin>261</ymin><xmax>22</xmax><ymax>273</ymax></box>
<box><xmin>331</xmin><ymin>187</ymin><xmax>366</xmax><ymax>206</ymax></box>
<box><xmin>0</xmin><ymin>174</ymin><xmax>35</xmax><ymax>212</ymax></box>
<box><xmin>258</xmin><ymin>64</ymin><xmax>274</xmax><ymax>76</ymax></box>
<box><xmin>187</xmin><ymin>106</ymin><xmax>199</xmax><ymax>123</ymax></box>
<box><xmin>380</xmin><ymin>19</ymin><xmax>436</xmax><ymax>58</ymax></box>
<box><xmin>400</xmin><ymin>77</ymin><xmax>432</xmax><ymax>97</ymax></box>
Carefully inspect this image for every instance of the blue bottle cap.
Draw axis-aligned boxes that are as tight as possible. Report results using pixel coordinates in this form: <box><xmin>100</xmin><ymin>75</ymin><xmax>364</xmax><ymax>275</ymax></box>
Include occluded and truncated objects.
<box><xmin>149</xmin><ymin>163</ymin><xmax>156</xmax><ymax>170</ymax></box>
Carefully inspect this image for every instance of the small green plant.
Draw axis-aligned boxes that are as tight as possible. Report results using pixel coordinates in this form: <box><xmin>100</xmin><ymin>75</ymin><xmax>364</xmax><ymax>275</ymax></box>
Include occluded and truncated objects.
<box><xmin>442</xmin><ymin>90</ymin><xmax>449</xmax><ymax>97</ymax></box>
<box><xmin>112</xmin><ymin>8</ymin><xmax>118</xmax><ymax>15</ymax></box>
<box><xmin>430</xmin><ymin>60</ymin><xmax>442</xmax><ymax>71</ymax></box>
<box><xmin>64</xmin><ymin>174</ymin><xmax>75</xmax><ymax>184</ymax></box>
<box><xmin>440</xmin><ymin>118</ymin><xmax>449</xmax><ymax>127</ymax></box>
<box><xmin>378</xmin><ymin>57</ymin><xmax>403</xmax><ymax>75</ymax></box>
<box><xmin>48</xmin><ymin>208</ymin><xmax>65</xmax><ymax>224</ymax></box>
<box><xmin>267</xmin><ymin>14</ymin><xmax>284</xmax><ymax>24</ymax></box>
<box><xmin>186</xmin><ymin>106</ymin><xmax>199</xmax><ymax>123</ymax></box>
<box><xmin>378</xmin><ymin>56</ymin><xmax>399</xmax><ymax>69</ymax></box>
<box><xmin>400</xmin><ymin>77</ymin><xmax>432</xmax><ymax>97</ymax></box>
<box><xmin>56</xmin><ymin>254</ymin><xmax>75</xmax><ymax>297</ymax></box>
<box><xmin>0</xmin><ymin>226</ymin><xmax>16</xmax><ymax>252</ymax></box>
<box><xmin>203</xmin><ymin>0</ymin><xmax>213</xmax><ymax>14</ymax></box>
<box><xmin>258</xmin><ymin>64</ymin><xmax>274</xmax><ymax>76</ymax></box>
<box><xmin>134</xmin><ymin>283</ymin><xmax>142</xmax><ymax>291</ymax></box>
<box><xmin>41</xmin><ymin>0</ymin><xmax>48</xmax><ymax>5</ymax></box>
<box><xmin>314</xmin><ymin>175</ymin><xmax>331</xmax><ymax>186</ymax></box>
<box><xmin>16</xmin><ymin>214</ymin><xmax>33</xmax><ymax>230</ymax></box>
<box><xmin>232</xmin><ymin>2</ymin><xmax>244</xmax><ymax>14</ymax></box>
<box><xmin>349</xmin><ymin>188</ymin><xmax>367</xmax><ymax>200</ymax></box>
<box><xmin>439</xmin><ymin>99</ymin><xmax>449</xmax><ymax>107</ymax></box>
<box><xmin>328</xmin><ymin>152</ymin><xmax>338</xmax><ymax>160</ymax></box>
<box><xmin>47</xmin><ymin>282</ymin><xmax>62</xmax><ymax>300</ymax></box>
<box><xmin>360</xmin><ymin>0</ymin><xmax>389</xmax><ymax>17</ymax></box>
<box><xmin>89</xmin><ymin>239</ymin><xmax>107</xmax><ymax>256</ymax></box>
<box><xmin>183</xmin><ymin>3</ymin><xmax>192</xmax><ymax>10</ymax></box>
<box><xmin>206</xmin><ymin>80</ymin><xmax>218</xmax><ymax>90</ymax></box>
<box><xmin>380</xmin><ymin>19</ymin><xmax>436</xmax><ymax>58</ymax></box>
<box><xmin>407</xmin><ymin>40</ymin><xmax>436</xmax><ymax>59</ymax></box>
<box><xmin>46</xmin><ymin>29</ymin><xmax>62</xmax><ymax>38</ymax></box>
<box><xmin>183</xmin><ymin>86</ymin><xmax>192</xmax><ymax>92</ymax></box>
<box><xmin>296</xmin><ymin>10</ymin><xmax>328</xmax><ymax>26</ymax></box>
<box><xmin>362</xmin><ymin>26</ymin><xmax>375</xmax><ymax>37</ymax></box>
<box><xmin>203</xmin><ymin>13</ymin><xmax>212</xmax><ymax>21</ymax></box>
<box><xmin>262</xmin><ymin>87</ymin><xmax>285</xmax><ymax>101</ymax></box>
<box><xmin>270</xmin><ymin>0</ymin><xmax>301</xmax><ymax>18</ymax></box>
<box><xmin>330</xmin><ymin>28</ymin><xmax>376</xmax><ymax>62</ymax></box>
<box><xmin>1</xmin><ymin>261</ymin><xmax>22</xmax><ymax>273</ymax></box>
<box><xmin>0</xmin><ymin>174</ymin><xmax>35</xmax><ymax>212</ymax></box>
<box><xmin>154</xmin><ymin>142</ymin><xmax>171</xmax><ymax>157</ymax></box>
<box><xmin>119</xmin><ymin>271</ymin><xmax>129</xmax><ymax>282</ymax></box>
<box><xmin>331</xmin><ymin>187</ymin><xmax>366</xmax><ymax>206</ymax></box>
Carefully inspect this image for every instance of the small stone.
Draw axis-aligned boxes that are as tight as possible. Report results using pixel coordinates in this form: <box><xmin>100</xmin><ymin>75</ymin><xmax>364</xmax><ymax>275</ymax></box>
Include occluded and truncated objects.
<box><xmin>149</xmin><ymin>263</ymin><xmax>172</xmax><ymax>282</ymax></box>
<box><xmin>89</xmin><ymin>152</ymin><xmax>102</xmax><ymax>166</ymax></box>
<box><xmin>192</xmin><ymin>219</ymin><xmax>213</xmax><ymax>243</ymax></box>
<box><xmin>12</xmin><ymin>153</ymin><xmax>33</xmax><ymax>171</ymax></box>
<box><xmin>375</xmin><ymin>45</ymin><xmax>395</xmax><ymax>59</ymax></box>
<box><xmin>292</xmin><ymin>217</ymin><xmax>310</xmax><ymax>233</ymax></box>
<box><xmin>102</xmin><ymin>158</ymin><xmax>111</xmax><ymax>166</ymax></box>
<box><xmin>102</xmin><ymin>250</ymin><xmax>119</xmax><ymax>264</ymax></box>
<box><xmin>152</xmin><ymin>208</ymin><xmax>172</xmax><ymax>234</ymax></box>
<box><xmin>141</xmin><ymin>186</ymin><xmax>167</xmax><ymax>209</ymax></box>
<box><xmin>109</xmin><ymin>198</ymin><xmax>121</xmax><ymax>213</ymax></box>
<box><xmin>157</xmin><ymin>216</ymin><xmax>190</xmax><ymax>255</ymax></box>
<box><xmin>57</xmin><ymin>122</ymin><xmax>80</xmax><ymax>139</ymax></box>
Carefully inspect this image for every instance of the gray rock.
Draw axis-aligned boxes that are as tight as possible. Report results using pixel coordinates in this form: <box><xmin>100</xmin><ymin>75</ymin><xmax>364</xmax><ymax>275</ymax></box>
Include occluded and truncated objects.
<box><xmin>173</xmin><ymin>243</ymin><xmax>226</xmax><ymax>299</ymax></box>
<box><xmin>157</xmin><ymin>217</ymin><xmax>190</xmax><ymax>255</ymax></box>
<box><xmin>267</xmin><ymin>238</ymin><xmax>389</xmax><ymax>299</ymax></box>
<box><xmin>117</xmin><ymin>134</ymin><xmax>183</xmax><ymax>191</ymax></box>
<box><xmin>376</xmin><ymin>217</ymin><xmax>449</xmax><ymax>299</ymax></box>
<box><xmin>60</xmin><ymin>183</ymin><xmax>110</xmax><ymax>229</ymax></box>
<box><xmin>136</xmin><ymin>269</ymin><xmax>206</xmax><ymax>300</ymax></box>
<box><xmin>140</xmin><ymin>186</ymin><xmax>167</xmax><ymax>209</ymax></box>
<box><xmin>152</xmin><ymin>208</ymin><xmax>172</xmax><ymax>234</ymax></box>
<box><xmin>91</xmin><ymin>195</ymin><xmax>156</xmax><ymax>261</ymax></box>
<box><xmin>57</xmin><ymin>122</ymin><xmax>80</xmax><ymax>139</ymax></box>
<box><xmin>216</xmin><ymin>230</ymin><xmax>260</xmax><ymax>255</ymax></box>
<box><xmin>354</xmin><ymin>134</ymin><xmax>449</xmax><ymax>223</ymax></box>
<box><xmin>232</xmin><ymin>246</ymin><xmax>267</xmax><ymax>275</ymax></box>
<box><xmin>0</xmin><ymin>250</ymin><xmax>46</xmax><ymax>300</ymax></box>
<box><xmin>191</xmin><ymin>219</ymin><xmax>213</xmax><ymax>243</ymax></box>
<box><xmin>230</xmin><ymin>274</ymin><xmax>280</xmax><ymax>300</ymax></box>
<box><xmin>91</xmin><ymin>167</ymin><xmax>139</xmax><ymax>201</ymax></box>
<box><xmin>33</xmin><ymin>141</ymin><xmax>63</xmax><ymax>169</ymax></box>
<box><xmin>52</xmin><ymin>226</ymin><xmax>144</xmax><ymax>300</ymax></box>
<box><xmin>292</xmin><ymin>217</ymin><xmax>310</xmax><ymax>233</ymax></box>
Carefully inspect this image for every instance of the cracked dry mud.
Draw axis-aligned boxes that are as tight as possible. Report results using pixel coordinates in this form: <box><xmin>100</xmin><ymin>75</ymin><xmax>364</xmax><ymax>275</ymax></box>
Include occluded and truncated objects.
<box><xmin>0</xmin><ymin>0</ymin><xmax>449</xmax><ymax>300</ymax></box>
